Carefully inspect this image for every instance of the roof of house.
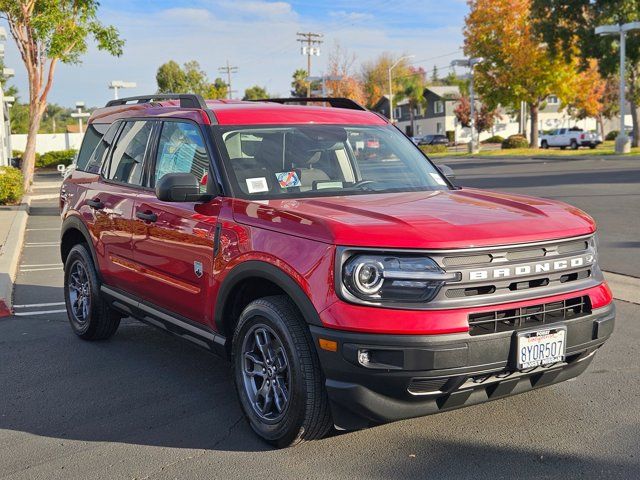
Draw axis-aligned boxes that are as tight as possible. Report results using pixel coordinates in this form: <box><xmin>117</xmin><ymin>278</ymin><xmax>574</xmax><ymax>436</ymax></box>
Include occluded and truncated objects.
<box><xmin>426</xmin><ymin>86</ymin><xmax>460</xmax><ymax>99</ymax></box>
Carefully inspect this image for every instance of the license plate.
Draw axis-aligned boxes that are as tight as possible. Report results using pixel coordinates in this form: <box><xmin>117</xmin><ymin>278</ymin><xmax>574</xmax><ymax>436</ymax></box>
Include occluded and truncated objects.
<box><xmin>516</xmin><ymin>327</ymin><xmax>566</xmax><ymax>370</ymax></box>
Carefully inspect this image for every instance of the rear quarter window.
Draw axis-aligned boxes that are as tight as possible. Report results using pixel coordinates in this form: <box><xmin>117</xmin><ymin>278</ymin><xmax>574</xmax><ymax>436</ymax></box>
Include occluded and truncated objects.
<box><xmin>75</xmin><ymin>123</ymin><xmax>111</xmax><ymax>171</ymax></box>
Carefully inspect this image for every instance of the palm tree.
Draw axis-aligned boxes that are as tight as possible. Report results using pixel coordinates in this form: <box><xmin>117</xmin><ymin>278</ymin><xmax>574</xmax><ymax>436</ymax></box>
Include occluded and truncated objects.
<box><xmin>396</xmin><ymin>70</ymin><xmax>427</xmax><ymax>137</ymax></box>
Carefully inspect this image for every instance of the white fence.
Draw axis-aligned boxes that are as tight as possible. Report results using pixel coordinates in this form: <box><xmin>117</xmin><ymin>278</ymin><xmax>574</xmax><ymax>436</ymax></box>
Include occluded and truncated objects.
<box><xmin>10</xmin><ymin>133</ymin><xmax>84</xmax><ymax>154</ymax></box>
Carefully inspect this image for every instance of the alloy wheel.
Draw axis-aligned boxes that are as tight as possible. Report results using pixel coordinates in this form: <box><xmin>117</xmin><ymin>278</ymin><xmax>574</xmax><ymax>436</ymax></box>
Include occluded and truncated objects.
<box><xmin>241</xmin><ymin>323</ymin><xmax>291</xmax><ymax>422</ymax></box>
<box><xmin>67</xmin><ymin>260</ymin><xmax>91</xmax><ymax>325</ymax></box>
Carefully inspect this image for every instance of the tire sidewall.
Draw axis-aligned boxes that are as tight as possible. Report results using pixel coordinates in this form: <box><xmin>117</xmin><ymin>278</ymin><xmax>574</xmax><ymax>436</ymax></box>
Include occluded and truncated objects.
<box><xmin>64</xmin><ymin>244</ymin><xmax>101</xmax><ymax>337</ymax></box>
<box><xmin>232</xmin><ymin>301</ymin><xmax>308</xmax><ymax>445</ymax></box>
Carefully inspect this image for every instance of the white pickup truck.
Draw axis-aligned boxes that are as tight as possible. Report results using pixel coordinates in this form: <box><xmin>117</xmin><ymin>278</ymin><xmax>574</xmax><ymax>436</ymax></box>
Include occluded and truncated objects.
<box><xmin>539</xmin><ymin>128</ymin><xmax>602</xmax><ymax>150</ymax></box>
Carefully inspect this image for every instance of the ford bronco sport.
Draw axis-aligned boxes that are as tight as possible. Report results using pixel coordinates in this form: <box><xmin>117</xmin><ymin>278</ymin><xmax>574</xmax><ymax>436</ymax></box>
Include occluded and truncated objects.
<box><xmin>60</xmin><ymin>94</ymin><xmax>615</xmax><ymax>447</ymax></box>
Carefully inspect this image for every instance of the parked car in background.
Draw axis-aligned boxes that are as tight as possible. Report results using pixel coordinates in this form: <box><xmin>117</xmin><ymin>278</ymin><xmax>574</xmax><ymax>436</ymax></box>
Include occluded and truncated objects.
<box><xmin>418</xmin><ymin>134</ymin><xmax>449</xmax><ymax>146</ymax></box>
<box><xmin>540</xmin><ymin>128</ymin><xmax>602</xmax><ymax>150</ymax></box>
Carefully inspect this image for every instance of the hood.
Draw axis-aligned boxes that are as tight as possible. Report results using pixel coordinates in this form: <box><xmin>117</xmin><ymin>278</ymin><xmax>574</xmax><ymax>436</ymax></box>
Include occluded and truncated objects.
<box><xmin>231</xmin><ymin>188</ymin><xmax>596</xmax><ymax>249</ymax></box>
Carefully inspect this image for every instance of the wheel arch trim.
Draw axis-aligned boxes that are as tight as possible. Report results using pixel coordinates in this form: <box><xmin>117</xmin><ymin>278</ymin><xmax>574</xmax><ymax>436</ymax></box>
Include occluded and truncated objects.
<box><xmin>214</xmin><ymin>260</ymin><xmax>323</xmax><ymax>334</ymax></box>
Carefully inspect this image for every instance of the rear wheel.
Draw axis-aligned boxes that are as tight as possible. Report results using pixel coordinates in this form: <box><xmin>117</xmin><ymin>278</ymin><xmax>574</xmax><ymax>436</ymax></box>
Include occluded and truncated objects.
<box><xmin>570</xmin><ymin>139</ymin><xmax>579</xmax><ymax>150</ymax></box>
<box><xmin>64</xmin><ymin>244</ymin><xmax>121</xmax><ymax>340</ymax></box>
<box><xmin>232</xmin><ymin>295</ymin><xmax>332</xmax><ymax>447</ymax></box>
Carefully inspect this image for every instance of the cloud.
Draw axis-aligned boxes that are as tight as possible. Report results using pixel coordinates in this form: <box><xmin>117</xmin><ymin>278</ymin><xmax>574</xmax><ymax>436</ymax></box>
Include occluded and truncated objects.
<box><xmin>0</xmin><ymin>1</ymin><xmax>467</xmax><ymax>107</ymax></box>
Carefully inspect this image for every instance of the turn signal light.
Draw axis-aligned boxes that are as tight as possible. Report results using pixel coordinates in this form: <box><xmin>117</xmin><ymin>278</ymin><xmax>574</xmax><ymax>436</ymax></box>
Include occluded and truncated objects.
<box><xmin>318</xmin><ymin>338</ymin><xmax>338</xmax><ymax>352</ymax></box>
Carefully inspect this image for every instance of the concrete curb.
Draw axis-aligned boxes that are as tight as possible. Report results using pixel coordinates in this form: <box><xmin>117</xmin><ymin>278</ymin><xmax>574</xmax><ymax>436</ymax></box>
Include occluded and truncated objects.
<box><xmin>0</xmin><ymin>204</ymin><xmax>29</xmax><ymax>317</ymax></box>
<box><xmin>603</xmin><ymin>271</ymin><xmax>640</xmax><ymax>305</ymax></box>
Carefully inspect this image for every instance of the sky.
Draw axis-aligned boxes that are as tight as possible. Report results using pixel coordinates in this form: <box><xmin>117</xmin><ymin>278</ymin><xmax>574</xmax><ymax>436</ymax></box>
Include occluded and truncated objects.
<box><xmin>1</xmin><ymin>0</ymin><xmax>468</xmax><ymax>108</ymax></box>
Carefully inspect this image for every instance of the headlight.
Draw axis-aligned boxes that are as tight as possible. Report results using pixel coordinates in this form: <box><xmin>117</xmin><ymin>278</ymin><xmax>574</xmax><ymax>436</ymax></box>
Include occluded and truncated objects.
<box><xmin>341</xmin><ymin>253</ymin><xmax>460</xmax><ymax>305</ymax></box>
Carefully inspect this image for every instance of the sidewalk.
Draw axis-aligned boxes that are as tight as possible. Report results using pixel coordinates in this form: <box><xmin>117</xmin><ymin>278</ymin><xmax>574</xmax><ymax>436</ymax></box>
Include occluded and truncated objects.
<box><xmin>0</xmin><ymin>171</ymin><xmax>62</xmax><ymax>316</ymax></box>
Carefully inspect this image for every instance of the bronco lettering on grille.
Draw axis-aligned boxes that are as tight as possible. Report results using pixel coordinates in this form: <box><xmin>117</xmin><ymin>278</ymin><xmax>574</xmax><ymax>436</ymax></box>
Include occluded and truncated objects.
<box><xmin>468</xmin><ymin>254</ymin><xmax>594</xmax><ymax>281</ymax></box>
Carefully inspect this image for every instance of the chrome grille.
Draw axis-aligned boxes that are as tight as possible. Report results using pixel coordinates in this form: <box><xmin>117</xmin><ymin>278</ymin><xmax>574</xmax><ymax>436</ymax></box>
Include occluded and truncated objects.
<box><xmin>442</xmin><ymin>254</ymin><xmax>492</xmax><ymax>267</ymax></box>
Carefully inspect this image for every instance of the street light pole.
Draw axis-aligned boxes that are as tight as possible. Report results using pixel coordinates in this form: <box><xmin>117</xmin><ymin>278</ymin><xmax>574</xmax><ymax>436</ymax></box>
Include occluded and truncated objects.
<box><xmin>388</xmin><ymin>55</ymin><xmax>415</xmax><ymax>124</ymax></box>
<box><xmin>595</xmin><ymin>21</ymin><xmax>640</xmax><ymax>154</ymax></box>
<box><xmin>451</xmin><ymin>57</ymin><xmax>484</xmax><ymax>153</ymax></box>
<box><xmin>108</xmin><ymin>80</ymin><xmax>137</xmax><ymax>100</ymax></box>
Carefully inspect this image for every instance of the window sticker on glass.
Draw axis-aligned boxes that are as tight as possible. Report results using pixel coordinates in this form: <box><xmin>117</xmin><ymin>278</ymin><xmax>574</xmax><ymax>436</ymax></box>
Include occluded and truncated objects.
<box><xmin>246</xmin><ymin>177</ymin><xmax>269</xmax><ymax>193</ymax></box>
<box><xmin>430</xmin><ymin>172</ymin><xmax>447</xmax><ymax>186</ymax></box>
<box><xmin>275</xmin><ymin>171</ymin><xmax>301</xmax><ymax>188</ymax></box>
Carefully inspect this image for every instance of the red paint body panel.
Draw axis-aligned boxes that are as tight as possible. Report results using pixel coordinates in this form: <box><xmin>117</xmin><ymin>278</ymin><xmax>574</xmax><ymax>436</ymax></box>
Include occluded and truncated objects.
<box><xmin>66</xmin><ymin>99</ymin><xmax>609</xmax><ymax>339</ymax></box>
<box><xmin>231</xmin><ymin>189</ymin><xmax>595</xmax><ymax>249</ymax></box>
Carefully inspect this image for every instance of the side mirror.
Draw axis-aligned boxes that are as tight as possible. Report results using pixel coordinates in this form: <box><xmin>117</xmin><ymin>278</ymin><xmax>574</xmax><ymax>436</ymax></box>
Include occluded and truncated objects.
<box><xmin>439</xmin><ymin>164</ymin><xmax>456</xmax><ymax>183</ymax></box>
<box><xmin>156</xmin><ymin>172</ymin><xmax>213</xmax><ymax>203</ymax></box>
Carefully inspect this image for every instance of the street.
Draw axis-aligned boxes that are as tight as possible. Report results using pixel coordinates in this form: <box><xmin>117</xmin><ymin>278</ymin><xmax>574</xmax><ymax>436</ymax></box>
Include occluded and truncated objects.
<box><xmin>1</xmin><ymin>161</ymin><xmax>639</xmax><ymax>480</ymax></box>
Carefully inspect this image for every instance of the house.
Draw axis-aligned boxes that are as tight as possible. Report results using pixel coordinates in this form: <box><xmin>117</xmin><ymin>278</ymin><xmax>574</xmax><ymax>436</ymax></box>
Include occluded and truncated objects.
<box><xmin>372</xmin><ymin>86</ymin><xmax>602</xmax><ymax>143</ymax></box>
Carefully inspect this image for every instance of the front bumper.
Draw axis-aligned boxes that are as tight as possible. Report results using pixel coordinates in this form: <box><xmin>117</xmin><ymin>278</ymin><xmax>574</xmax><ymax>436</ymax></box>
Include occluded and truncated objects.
<box><xmin>311</xmin><ymin>303</ymin><xmax>615</xmax><ymax>430</ymax></box>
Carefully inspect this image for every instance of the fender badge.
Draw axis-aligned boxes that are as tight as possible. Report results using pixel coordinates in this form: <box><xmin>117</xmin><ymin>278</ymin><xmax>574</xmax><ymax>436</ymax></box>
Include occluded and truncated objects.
<box><xmin>194</xmin><ymin>261</ymin><xmax>203</xmax><ymax>278</ymax></box>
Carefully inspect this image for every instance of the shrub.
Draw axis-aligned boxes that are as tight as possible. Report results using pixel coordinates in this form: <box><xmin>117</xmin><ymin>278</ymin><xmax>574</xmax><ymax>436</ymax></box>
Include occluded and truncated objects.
<box><xmin>605</xmin><ymin>130</ymin><xmax>618</xmax><ymax>141</ymax></box>
<box><xmin>419</xmin><ymin>144</ymin><xmax>448</xmax><ymax>154</ymax></box>
<box><xmin>36</xmin><ymin>149</ymin><xmax>77</xmax><ymax>169</ymax></box>
<box><xmin>482</xmin><ymin>135</ymin><xmax>504</xmax><ymax>144</ymax></box>
<box><xmin>501</xmin><ymin>134</ymin><xmax>530</xmax><ymax>149</ymax></box>
<box><xmin>0</xmin><ymin>167</ymin><xmax>24</xmax><ymax>205</ymax></box>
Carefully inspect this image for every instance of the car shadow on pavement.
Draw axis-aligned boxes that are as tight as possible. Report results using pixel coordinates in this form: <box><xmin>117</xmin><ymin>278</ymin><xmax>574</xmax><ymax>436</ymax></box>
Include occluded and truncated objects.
<box><xmin>0</xmin><ymin>314</ymin><xmax>270</xmax><ymax>453</ymax></box>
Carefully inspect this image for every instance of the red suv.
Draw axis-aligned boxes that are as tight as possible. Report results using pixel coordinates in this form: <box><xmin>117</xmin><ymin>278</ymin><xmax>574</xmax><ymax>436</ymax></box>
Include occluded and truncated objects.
<box><xmin>60</xmin><ymin>94</ymin><xmax>614</xmax><ymax>447</ymax></box>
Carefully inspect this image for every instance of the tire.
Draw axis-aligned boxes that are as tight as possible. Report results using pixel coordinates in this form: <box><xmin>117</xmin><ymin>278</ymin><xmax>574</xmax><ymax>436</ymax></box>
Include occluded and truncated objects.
<box><xmin>560</xmin><ymin>146</ymin><xmax>566</xmax><ymax>150</ymax></box>
<box><xmin>570</xmin><ymin>140</ymin><xmax>578</xmax><ymax>150</ymax></box>
<box><xmin>541</xmin><ymin>140</ymin><xmax>548</xmax><ymax>149</ymax></box>
<box><xmin>589</xmin><ymin>144</ymin><xmax>596</xmax><ymax>149</ymax></box>
<box><xmin>63</xmin><ymin>244</ymin><xmax>121</xmax><ymax>340</ymax></box>
<box><xmin>232</xmin><ymin>295</ymin><xmax>332</xmax><ymax>447</ymax></box>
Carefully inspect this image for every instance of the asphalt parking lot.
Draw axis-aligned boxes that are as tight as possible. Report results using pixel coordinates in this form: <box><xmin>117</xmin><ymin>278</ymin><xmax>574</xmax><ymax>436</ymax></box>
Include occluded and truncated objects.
<box><xmin>1</xmin><ymin>161</ymin><xmax>639</xmax><ymax>479</ymax></box>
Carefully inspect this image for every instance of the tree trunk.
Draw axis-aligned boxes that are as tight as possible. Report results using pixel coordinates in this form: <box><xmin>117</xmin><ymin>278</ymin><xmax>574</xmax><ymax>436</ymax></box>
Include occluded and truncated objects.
<box><xmin>596</xmin><ymin>115</ymin><xmax>605</xmax><ymax>138</ymax></box>
<box><xmin>630</xmin><ymin>100</ymin><xmax>640</xmax><ymax>148</ymax></box>
<box><xmin>409</xmin><ymin>104</ymin><xmax>415</xmax><ymax>137</ymax></box>
<box><xmin>21</xmin><ymin>107</ymin><xmax>43</xmax><ymax>193</ymax></box>
<box><xmin>529</xmin><ymin>102</ymin><xmax>539</xmax><ymax>148</ymax></box>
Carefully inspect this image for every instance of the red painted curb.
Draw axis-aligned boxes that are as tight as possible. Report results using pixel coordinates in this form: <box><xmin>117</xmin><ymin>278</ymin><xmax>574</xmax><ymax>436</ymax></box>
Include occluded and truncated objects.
<box><xmin>0</xmin><ymin>300</ymin><xmax>11</xmax><ymax>318</ymax></box>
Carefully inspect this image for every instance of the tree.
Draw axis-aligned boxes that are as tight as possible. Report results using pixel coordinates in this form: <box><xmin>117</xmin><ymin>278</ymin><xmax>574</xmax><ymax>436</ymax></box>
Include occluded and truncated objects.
<box><xmin>395</xmin><ymin>67</ymin><xmax>427</xmax><ymax>136</ymax></box>
<box><xmin>532</xmin><ymin>0</ymin><xmax>640</xmax><ymax>146</ymax></box>
<box><xmin>156</xmin><ymin>60</ymin><xmax>217</xmax><ymax>97</ymax></box>
<box><xmin>1</xmin><ymin>0</ymin><xmax>124</xmax><ymax>191</ymax></box>
<box><xmin>206</xmin><ymin>78</ymin><xmax>228</xmax><ymax>100</ymax></box>
<box><xmin>290</xmin><ymin>69</ymin><xmax>318</xmax><ymax>97</ymax></box>
<box><xmin>454</xmin><ymin>96</ymin><xmax>502</xmax><ymax>134</ymax></box>
<box><xmin>243</xmin><ymin>85</ymin><xmax>269</xmax><ymax>101</ymax></box>
<box><xmin>431</xmin><ymin>65</ymin><xmax>439</xmax><ymax>83</ymax></box>
<box><xmin>361</xmin><ymin>53</ymin><xmax>411</xmax><ymax>108</ymax></box>
<box><xmin>324</xmin><ymin>43</ymin><xmax>366</xmax><ymax>105</ymax></box>
<box><xmin>464</xmin><ymin>0</ymin><xmax>580</xmax><ymax>148</ymax></box>
<box><xmin>565</xmin><ymin>59</ymin><xmax>608</xmax><ymax>133</ymax></box>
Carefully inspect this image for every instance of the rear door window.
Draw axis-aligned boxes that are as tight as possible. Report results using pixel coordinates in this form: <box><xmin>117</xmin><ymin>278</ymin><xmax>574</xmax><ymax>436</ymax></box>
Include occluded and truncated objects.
<box><xmin>103</xmin><ymin>121</ymin><xmax>153</xmax><ymax>186</ymax></box>
<box><xmin>82</xmin><ymin>122</ymin><xmax>121</xmax><ymax>174</ymax></box>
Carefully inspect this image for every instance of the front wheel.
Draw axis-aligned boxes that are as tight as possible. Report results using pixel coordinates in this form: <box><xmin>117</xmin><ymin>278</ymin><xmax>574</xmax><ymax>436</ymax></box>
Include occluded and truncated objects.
<box><xmin>232</xmin><ymin>296</ymin><xmax>333</xmax><ymax>447</ymax></box>
<box><xmin>541</xmin><ymin>140</ymin><xmax>549</xmax><ymax>149</ymax></box>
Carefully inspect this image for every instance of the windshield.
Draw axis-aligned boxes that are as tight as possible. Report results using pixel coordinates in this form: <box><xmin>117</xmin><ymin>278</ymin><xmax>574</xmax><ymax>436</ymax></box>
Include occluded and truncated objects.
<box><xmin>215</xmin><ymin>125</ymin><xmax>450</xmax><ymax>199</ymax></box>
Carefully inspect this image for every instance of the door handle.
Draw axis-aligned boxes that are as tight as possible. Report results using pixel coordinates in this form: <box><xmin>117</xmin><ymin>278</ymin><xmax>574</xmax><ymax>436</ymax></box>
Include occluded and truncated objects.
<box><xmin>87</xmin><ymin>198</ymin><xmax>104</xmax><ymax>210</ymax></box>
<box><xmin>136</xmin><ymin>210</ymin><xmax>158</xmax><ymax>222</ymax></box>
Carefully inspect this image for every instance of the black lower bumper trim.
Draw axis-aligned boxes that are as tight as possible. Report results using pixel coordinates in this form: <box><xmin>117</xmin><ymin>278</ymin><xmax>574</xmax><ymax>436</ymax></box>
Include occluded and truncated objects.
<box><xmin>312</xmin><ymin>303</ymin><xmax>614</xmax><ymax>430</ymax></box>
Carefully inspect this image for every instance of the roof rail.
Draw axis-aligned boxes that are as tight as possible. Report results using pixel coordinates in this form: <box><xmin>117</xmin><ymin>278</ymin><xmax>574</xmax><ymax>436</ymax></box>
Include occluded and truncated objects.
<box><xmin>254</xmin><ymin>97</ymin><xmax>368</xmax><ymax>112</ymax></box>
<box><xmin>105</xmin><ymin>94</ymin><xmax>217</xmax><ymax>123</ymax></box>
<box><xmin>105</xmin><ymin>93</ymin><xmax>208</xmax><ymax>108</ymax></box>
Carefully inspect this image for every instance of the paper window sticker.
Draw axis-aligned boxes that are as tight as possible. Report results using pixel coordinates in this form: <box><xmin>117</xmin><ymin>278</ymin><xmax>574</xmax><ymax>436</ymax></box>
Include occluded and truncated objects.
<box><xmin>276</xmin><ymin>171</ymin><xmax>301</xmax><ymax>188</ymax></box>
<box><xmin>246</xmin><ymin>177</ymin><xmax>269</xmax><ymax>193</ymax></box>
<box><xmin>430</xmin><ymin>172</ymin><xmax>447</xmax><ymax>186</ymax></box>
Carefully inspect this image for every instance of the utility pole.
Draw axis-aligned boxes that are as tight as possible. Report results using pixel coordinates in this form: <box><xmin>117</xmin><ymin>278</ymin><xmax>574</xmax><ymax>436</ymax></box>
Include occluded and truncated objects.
<box><xmin>219</xmin><ymin>60</ymin><xmax>238</xmax><ymax>100</ymax></box>
<box><xmin>71</xmin><ymin>102</ymin><xmax>90</xmax><ymax>134</ymax></box>
<box><xmin>297</xmin><ymin>32</ymin><xmax>323</xmax><ymax>97</ymax></box>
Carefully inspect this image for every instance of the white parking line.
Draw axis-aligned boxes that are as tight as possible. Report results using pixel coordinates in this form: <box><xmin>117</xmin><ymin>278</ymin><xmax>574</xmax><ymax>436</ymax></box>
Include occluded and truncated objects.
<box><xmin>26</xmin><ymin>228</ymin><xmax>60</xmax><ymax>232</ymax></box>
<box><xmin>14</xmin><ymin>309</ymin><xmax>67</xmax><ymax>316</ymax></box>
<box><xmin>21</xmin><ymin>263</ymin><xmax>63</xmax><ymax>268</ymax></box>
<box><xmin>13</xmin><ymin>302</ymin><xmax>66</xmax><ymax>308</ymax></box>
<box><xmin>20</xmin><ymin>267</ymin><xmax>63</xmax><ymax>272</ymax></box>
<box><xmin>24</xmin><ymin>243</ymin><xmax>59</xmax><ymax>247</ymax></box>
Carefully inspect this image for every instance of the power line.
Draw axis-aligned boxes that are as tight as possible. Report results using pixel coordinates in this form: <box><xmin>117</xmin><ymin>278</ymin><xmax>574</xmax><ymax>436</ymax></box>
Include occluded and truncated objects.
<box><xmin>218</xmin><ymin>60</ymin><xmax>238</xmax><ymax>100</ymax></box>
<box><xmin>296</xmin><ymin>32</ymin><xmax>323</xmax><ymax>96</ymax></box>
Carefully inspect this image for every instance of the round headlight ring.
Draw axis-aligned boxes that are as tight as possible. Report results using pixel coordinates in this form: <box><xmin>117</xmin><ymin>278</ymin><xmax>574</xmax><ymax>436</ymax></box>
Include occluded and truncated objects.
<box><xmin>353</xmin><ymin>261</ymin><xmax>384</xmax><ymax>295</ymax></box>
